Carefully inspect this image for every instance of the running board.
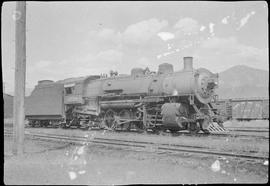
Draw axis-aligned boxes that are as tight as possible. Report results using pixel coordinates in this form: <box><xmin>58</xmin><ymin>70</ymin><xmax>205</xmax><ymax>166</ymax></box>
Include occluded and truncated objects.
<box><xmin>206</xmin><ymin>122</ymin><xmax>229</xmax><ymax>134</ymax></box>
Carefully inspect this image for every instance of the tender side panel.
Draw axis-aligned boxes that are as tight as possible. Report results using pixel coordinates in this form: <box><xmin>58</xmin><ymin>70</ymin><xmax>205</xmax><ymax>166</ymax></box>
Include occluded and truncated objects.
<box><xmin>25</xmin><ymin>83</ymin><xmax>64</xmax><ymax>117</ymax></box>
<box><xmin>25</xmin><ymin>115</ymin><xmax>63</xmax><ymax>120</ymax></box>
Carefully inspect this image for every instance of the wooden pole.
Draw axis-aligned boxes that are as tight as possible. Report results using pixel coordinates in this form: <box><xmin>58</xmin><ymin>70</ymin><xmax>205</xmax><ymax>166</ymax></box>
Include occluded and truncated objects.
<box><xmin>12</xmin><ymin>1</ymin><xmax>26</xmax><ymax>155</ymax></box>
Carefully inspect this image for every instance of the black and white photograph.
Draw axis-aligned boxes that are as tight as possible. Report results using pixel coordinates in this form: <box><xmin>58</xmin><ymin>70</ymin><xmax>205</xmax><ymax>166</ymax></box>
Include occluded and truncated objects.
<box><xmin>2</xmin><ymin>1</ymin><xmax>269</xmax><ymax>184</ymax></box>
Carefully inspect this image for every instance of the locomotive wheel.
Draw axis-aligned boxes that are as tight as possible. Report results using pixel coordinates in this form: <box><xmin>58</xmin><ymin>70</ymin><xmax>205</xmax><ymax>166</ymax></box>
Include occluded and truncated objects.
<box><xmin>61</xmin><ymin>122</ymin><xmax>65</xmax><ymax>128</ymax></box>
<box><xmin>28</xmin><ymin>120</ymin><xmax>35</xmax><ymax>127</ymax></box>
<box><xmin>62</xmin><ymin>120</ymin><xmax>71</xmax><ymax>129</ymax></box>
<box><xmin>169</xmin><ymin>129</ymin><xmax>179</xmax><ymax>134</ymax></box>
<box><xmin>43</xmin><ymin>121</ymin><xmax>50</xmax><ymax>127</ymax></box>
<box><xmin>134</xmin><ymin>122</ymin><xmax>144</xmax><ymax>132</ymax></box>
<box><xmin>52</xmin><ymin>121</ymin><xmax>60</xmax><ymax>128</ymax></box>
<box><xmin>119</xmin><ymin>109</ymin><xmax>131</xmax><ymax>131</ymax></box>
<box><xmin>104</xmin><ymin>109</ymin><xmax>117</xmax><ymax>130</ymax></box>
<box><xmin>35</xmin><ymin>121</ymin><xmax>41</xmax><ymax>127</ymax></box>
<box><xmin>135</xmin><ymin>111</ymin><xmax>142</xmax><ymax>120</ymax></box>
<box><xmin>40</xmin><ymin>121</ymin><xmax>47</xmax><ymax>127</ymax></box>
<box><xmin>151</xmin><ymin>127</ymin><xmax>161</xmax><ymax>134</ymax></box>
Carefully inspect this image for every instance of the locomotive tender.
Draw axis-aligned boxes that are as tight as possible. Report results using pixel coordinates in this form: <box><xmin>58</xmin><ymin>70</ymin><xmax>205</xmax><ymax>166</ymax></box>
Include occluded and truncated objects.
<box><xmin>25</xmin><ymin>57</ymin><xmax>226</xmax><ymax>133</ymax></box>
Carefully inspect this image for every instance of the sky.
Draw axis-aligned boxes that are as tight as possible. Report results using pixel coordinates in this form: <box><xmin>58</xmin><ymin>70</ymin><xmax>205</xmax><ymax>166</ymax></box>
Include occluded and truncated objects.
<box><xmin>1</xmin><ymin>1</ymin><xmax>268</xmax><ymax>95</ymax></box>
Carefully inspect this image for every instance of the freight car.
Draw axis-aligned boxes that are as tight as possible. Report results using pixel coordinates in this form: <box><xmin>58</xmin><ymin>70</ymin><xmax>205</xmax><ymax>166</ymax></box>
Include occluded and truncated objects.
<box><xmin>212</xmin><ymin>98</ymin><xmax>269</xmax><ymax>121</ymax></box>
<box><xmin>25</xmin><ymin>57</ymin><xmax>226</xmax><ymax>134</ymax></box>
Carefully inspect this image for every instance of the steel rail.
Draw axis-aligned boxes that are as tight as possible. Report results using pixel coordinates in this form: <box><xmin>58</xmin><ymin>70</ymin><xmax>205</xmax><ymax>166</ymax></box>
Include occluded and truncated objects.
<box><xmin>4</xmin><ymin>130</ymin><xmax>268</xmax><ymax>161</ymax></box>
<box><xmin>176</xmin><ymin>132</ymin><xmax>269</xmax><ymax>140</ymax></box>
<box><xmin>226</xmin><ymin>128</ymin><xmax>269</xmax><ymax>132</ymax></box>
<box><xmin>4</xmin><ymin>127</ymin><xmax>269</xmax><ymax>140</ymax></box>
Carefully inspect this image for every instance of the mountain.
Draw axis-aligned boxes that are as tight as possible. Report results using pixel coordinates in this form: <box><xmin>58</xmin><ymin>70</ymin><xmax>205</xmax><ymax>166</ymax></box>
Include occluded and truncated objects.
<box><xmin>216</xmin><ymin>65</ymin><xmax>269</xmax><ymax>99</ymax></box>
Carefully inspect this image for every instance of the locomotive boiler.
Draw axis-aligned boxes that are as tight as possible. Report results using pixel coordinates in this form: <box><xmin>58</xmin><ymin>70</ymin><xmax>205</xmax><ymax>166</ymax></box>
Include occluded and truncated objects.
<box><xmin>25</xmin><ymin>57</ymin><xmax>226</xmax><ymax>134</ymax></box>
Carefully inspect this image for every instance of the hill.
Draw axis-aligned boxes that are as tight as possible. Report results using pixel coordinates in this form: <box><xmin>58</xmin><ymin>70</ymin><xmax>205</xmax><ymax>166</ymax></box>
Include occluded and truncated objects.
<box><xmin>216</xmin><ymin>65</ymin><xmax>269</xmax><ymax>99</ymax></box>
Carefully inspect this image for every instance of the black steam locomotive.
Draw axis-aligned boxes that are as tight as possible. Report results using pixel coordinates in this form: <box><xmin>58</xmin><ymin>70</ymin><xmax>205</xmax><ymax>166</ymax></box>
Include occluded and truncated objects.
<box><xmin>25</xmin><ymin>57</ymin><xmax>226</xmax><ymax>134</ymax></box>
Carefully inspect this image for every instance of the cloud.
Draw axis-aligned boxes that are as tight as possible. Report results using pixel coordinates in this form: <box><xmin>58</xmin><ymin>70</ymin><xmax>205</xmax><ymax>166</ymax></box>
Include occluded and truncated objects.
<box><xmin>86</xmin><ymin>19</ymin><xmax>168</xmax><ymax>48</ymax></box>
<box><xmin>95</xmin><ymin>49</ymin><xmax>123</xmax><ymax>63</ymax></box>
<box><xmin>66</xmin><ymin>49</ymin><xmax>123</xmax><ymax>75</ymax></box>
<box><xmin>174</xmin><ymin>17</ymin><xmax>200</xmax><ymax>36</ymax></box>
<box><xmin>237</xmin><ymin>11</ymin><xmax>256</xmax><ymax>30</ymax></box>
<box><xmin>157</xmin><ymin>32</ymin><xmax>175</xmax><ymax>41</ymax></box>
<box><xmin>209</xmin><ymin>22</ymin><xmax>215</xmax><ymax>36</ymax></box>
<box><xmin>194</xmin><ymin>36</ymin><xmax>268</xmax><ymax>72</ymax></box>
<box><xmin>200</xmin><ymin>25</ymin><xmax>206</xmax><ymax>32</ymax></box>
<box><xmin>25</xmin><ymin>18</ymin><xmax>171</xmax><ymax>89</ymax></box>
<box><xmin>136</xmin><ymin>57</ymin><xmax>155</xmax><ymax>69</ymax></box>
<box><xmin>123</xmin><ymin>18</ymin><xmax>168</xmax><ymax>45</ymax></box>
<box><xmin>154</xmin><ymin>18</ymin><xmax>206</xmax><ymax>62</ymax></box>
<box><xmin>97</xmin><ymin>28</ymin><xmax>122</xmax><ymax>44</ymax></box>
<box><xmin>167</xmin><ymin>43</ymin><xmax>172</xmax><ymax>50</ymax></box>
<box><xmin>200</xmin><ymin>37</ymin><xmax>237</xmax><ymax>51</ymax></box>
<box><xmin>97</xmin><ymin>28</ymin><xmax>115</xmax><ymax>39</ymax></box>
<box><xmin>84</xmin><ymin>28</ymin><xmax>122</xmax><ymax>51</ymax></box>
<box><xmin>221</xmin><ymin>16</ymin><xmax>230</xmax><ymax>24</ymax></box>
<box><xmin>237</xmin><ymin>46</ymin><xmax>268</xmax><ymax>65</ymax></box>
<box><xmin>27</xmin><ymin>49</ymin><xmax>123</xmax><ymax>87</ymax></box>
<box><xmin>34</xmin><ymin>60</ymin><xmax>52</xmax><ymax>69</ymax></box>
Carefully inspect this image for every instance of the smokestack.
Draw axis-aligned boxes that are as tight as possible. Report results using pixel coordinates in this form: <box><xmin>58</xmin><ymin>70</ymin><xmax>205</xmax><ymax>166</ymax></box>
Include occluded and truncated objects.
<box><xmin>183</xmin><ymin>57</ymin><xmax>193</xmax><ymax>71</ymax></box>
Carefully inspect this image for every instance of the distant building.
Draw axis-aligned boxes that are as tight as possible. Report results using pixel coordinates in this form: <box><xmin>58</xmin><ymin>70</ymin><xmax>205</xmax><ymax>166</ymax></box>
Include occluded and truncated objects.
<box><xmin>3</xmin><ymin>93</ymin><xmax>13</xmax><ymax>118</ymax></box>
<box><xmin>3</xmin><ymin>82</ymin><xmax>5</xmax><ymax>94</ymax></box>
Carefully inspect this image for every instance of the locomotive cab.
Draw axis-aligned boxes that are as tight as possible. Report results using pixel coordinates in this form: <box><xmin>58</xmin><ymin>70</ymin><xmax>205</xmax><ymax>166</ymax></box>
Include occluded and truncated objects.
<box><xmin>63</xmin><ymin>81</ymin><xmax>84</xmax><ymax>105</ymax></box>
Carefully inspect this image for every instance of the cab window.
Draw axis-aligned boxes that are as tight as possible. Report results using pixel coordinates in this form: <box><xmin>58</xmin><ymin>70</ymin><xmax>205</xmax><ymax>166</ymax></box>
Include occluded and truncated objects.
<box><xmin>65</xmin><ymin>87</ymin><xmax>74</xmax><ymax>95</ymax></box>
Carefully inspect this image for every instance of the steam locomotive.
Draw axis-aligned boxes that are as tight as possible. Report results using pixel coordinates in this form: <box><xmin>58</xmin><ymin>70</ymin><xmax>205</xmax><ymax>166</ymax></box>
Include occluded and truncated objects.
<box><xmin>25</xmin><ymin>57</ymin><xmax>226</xmax><ymax>134</ymax></box>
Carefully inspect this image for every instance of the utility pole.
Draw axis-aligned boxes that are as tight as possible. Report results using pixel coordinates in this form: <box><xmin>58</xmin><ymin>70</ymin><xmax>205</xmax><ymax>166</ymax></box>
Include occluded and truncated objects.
<box><xmin>12</xmin><ymin>1</ymin><xmax>26</xmax><ymax>155</ymax></box>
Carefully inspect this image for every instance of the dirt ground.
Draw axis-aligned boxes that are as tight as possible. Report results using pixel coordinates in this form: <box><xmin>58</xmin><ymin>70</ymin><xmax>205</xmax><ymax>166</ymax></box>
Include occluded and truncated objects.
<box><xmin>4</xmin><ymin>135</ymin><xmax>268</xmax><ymax>185</ymax></box>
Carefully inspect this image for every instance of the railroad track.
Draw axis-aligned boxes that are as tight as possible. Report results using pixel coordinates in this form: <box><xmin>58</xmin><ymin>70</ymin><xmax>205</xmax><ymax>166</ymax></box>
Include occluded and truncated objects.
<box><xmin>6</xmin><ymin>122</ymin><xmax>269</xmax><ymax>135</ymax></box>
<box><xmin>5</xmin><ymin>126</ymin><xmax>269</xmax><ymax>140</ymax></box>
<box><xmin>4</xmin><ymin>129</ymin><xmax>268</xmax><ymax>161</ymax></box>
<box><xmin>126</xmin><ymin>128</ymin><xmax>269</xmax><ymax>140</ymax></box>
<box><xmin>226</xmin><ymin>127</ymin><xmax>269</xmax><ymax>133</ymax></box>
<box><xmin>176</xmin><ymin>133</ymin><xmax>269</xmax><ymax>140</ymax></box>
